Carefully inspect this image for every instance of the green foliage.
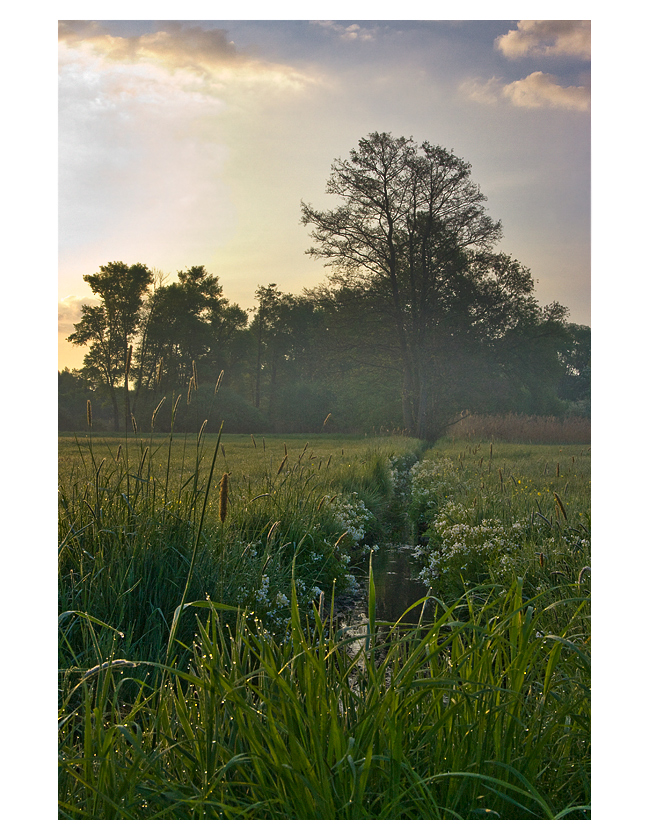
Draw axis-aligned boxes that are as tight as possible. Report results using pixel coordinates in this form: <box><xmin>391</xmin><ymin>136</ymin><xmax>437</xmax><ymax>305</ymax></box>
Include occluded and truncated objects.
<box><xmin>59</xmin><ymin>576</ymin><xmax>589</xmax><ymax>819</ymax></box>
<box><xmin>58</xmin><ymin>428</ymin><xmax>416</xmax><ymax>667</ymax></box>
<box><xmin>409</xmin><ymin>441</ymin><xmax>590</xmax><ymax>616</ymax></box>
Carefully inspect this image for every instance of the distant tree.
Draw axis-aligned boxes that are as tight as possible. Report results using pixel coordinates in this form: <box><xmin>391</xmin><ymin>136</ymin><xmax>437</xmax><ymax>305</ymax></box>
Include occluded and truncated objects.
<box><xmin>249</xmin><ymin>284</ymin><xmax>325</xmax><ymax>417</ymax></box>
<box><xmin>301</xmin><ymin>132</ymin><xmax>565</xmax><ymax>439</ymax></box>
<box><xmin>140</xmin><ymin>266</ymin><xmax>248</xmax><ymax>395</ymax></box>
<box><xmin>557</xmin><ymin>323</ymin><xmax>591</xmax><ymax>413</ymax></box>
<box><xmin>67</xmin><ymin>262</ymin><xmax>153</xmax><ymax>430</ymax></box>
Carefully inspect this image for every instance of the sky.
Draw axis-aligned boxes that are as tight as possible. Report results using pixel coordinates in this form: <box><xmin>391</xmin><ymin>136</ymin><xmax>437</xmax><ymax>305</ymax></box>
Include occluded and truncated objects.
<box><xmin>58</xmin><ymin>17</ymin><xmax>591</xmax><ymax>370</ymax></box>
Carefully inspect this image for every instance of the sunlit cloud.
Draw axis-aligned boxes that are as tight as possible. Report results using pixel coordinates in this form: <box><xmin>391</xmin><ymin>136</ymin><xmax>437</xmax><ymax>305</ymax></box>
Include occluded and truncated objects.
<box><xmin>59</xmin><ymin>20</ymin><xmax>318</xmax><ymax>92</ymax></box>
<box><xmin>496</xmin><ymin>20</ymin><xmax>591</xmax><ymax>60</ymax></box>
<box><xmin>460</xmin><ymin>71</ymin><xmax>589</xmax><ymax>112</ymax></box>
<box><xmin>502</xmin><ymin>71</ymin><xmax>590</xmax><ymax>111</ymax></box>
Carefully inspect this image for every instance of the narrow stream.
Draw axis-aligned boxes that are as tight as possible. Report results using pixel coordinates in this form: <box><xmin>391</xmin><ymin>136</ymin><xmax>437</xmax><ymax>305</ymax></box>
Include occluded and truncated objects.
<box><xmin>370</xmin><ymin>546</ymin><xmax>432</xmax><ymax>623</ymax></box>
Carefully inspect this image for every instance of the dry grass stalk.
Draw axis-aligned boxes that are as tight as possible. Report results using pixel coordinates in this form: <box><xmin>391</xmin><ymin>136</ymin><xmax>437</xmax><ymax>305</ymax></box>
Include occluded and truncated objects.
<box><xmin>277</xmin><ymin>454</ymin><xmax>289</xmax><ymax>474</ymax></box>
<box><xmin>553</xmin><ymin>492</ymin><xmax>568</xmax><ymax>520</ymax></box>
<box><xmin>151</xmin><ymin>397</ymin><xmax>166</xmax><ymax>431</ymax></box>
<box><xmin>218</xmin><ymin>473</ymin><xmax>229</xmax><ymax>523</ymax></box>
<box><xmin>86</xmin><ymin>399</ymin><xmax>92</xmax><ymax>428</ymax></box>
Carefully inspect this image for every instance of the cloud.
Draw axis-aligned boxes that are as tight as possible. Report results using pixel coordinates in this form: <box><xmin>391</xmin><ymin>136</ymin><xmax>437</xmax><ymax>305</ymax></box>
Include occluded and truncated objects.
<box><xmin>310</xmin><ymin>21</ymin><xmax>375</xmax><ymax>41</ymax></box>
<box><xmin>459</xmin><ymin>76</ymin><xmax>503</xmax><ymax>105</ymax></box>
<box><xmin>496</xmin><ymin>20</ymin><xmax>591</xmax><ymax>60</ymax></box>
<box><xmin>59</xmin><ymin>20</ymin><xmax>316</xmax><ymax>92</ymax></box>
<box><xmin>58</xmin><ymin>295</ymin><xmax>97</xmax><ymax>333</ymax></box>
<box><xmin>502</xmin><ymin>71</ymin><xmax>590</xmax><ymax>111</ymax></box>
<box><xmin>460</xmin><ymin>71</ymin><xmax>589</xmax><ymax>111</ymax></box>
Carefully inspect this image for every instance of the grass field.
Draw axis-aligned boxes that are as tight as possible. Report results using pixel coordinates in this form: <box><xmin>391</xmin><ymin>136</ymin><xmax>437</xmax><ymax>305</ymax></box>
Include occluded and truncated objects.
<box><xmin>58</xmin><ymin>425</ymin><xmax>590</xmax><ymax>819</ymax></box>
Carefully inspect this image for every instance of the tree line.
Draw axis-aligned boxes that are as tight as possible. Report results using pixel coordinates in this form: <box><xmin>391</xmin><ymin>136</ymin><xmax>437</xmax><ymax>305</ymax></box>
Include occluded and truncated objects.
<box><xmin>59</xmin><ymin>132</ymin><xmax>590</xmax><ymax>440</ymax></box>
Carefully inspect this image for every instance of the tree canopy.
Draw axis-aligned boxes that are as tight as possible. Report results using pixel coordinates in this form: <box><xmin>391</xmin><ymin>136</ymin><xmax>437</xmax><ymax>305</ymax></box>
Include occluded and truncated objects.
<box><xmin>63</xmin><ymin>133</ymin><xmax>589</xmax><ymax>438</ymax></box>
<box><xmin>301</xmin><ymin>132</ymin><xmax>571</xmax><ymax>439</ymax></box>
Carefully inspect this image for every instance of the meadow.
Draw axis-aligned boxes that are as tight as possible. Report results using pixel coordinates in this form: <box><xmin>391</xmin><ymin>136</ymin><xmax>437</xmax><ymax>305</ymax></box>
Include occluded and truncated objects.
<box><xmin>58</xmin><ymin>419</ymin><xmax>590</xmax><ymax>819</ymax></box>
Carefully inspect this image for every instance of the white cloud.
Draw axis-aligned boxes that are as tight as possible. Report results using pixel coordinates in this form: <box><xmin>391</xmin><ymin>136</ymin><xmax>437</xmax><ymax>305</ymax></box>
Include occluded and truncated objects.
<box><xmin>310</xmin><ymin>20</ymin><xmax>375</xmax><ymax>41</ymax></box>
<box><xmin>496</xmin><ymin>20</ymin><xmax>591</xmax><ymax>60</ymax></box>
<box><xmin>502</xmin><ymin>71</ymin><xmax>590</xmax><ymax>111</ymax></box>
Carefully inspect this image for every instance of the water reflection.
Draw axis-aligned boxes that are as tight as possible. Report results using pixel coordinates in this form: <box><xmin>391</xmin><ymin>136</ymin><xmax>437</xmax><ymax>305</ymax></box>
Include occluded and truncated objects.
<box><xmin>370</xmin><ymin>547</ymin><xmax>431</xmax><ymax>624</ymax></box>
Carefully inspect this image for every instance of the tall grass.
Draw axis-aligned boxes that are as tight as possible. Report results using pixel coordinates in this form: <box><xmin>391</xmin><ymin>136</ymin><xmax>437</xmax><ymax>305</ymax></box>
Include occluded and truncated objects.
<box><xmin>59</xmin><ymin>421</ymin><xmax>589</xmax><ymax>819</ymax></box>
<box><xmin>58</xmin><ymin>569</ymin><xmax>589</xmax><ymax>819</ymax></box>
<box><xmin>451</xmin><ymin>413</ymin><xmax>590</xmax><ymax>445</ymax></box>
<box><xmin>58</xmin><ymin>423</ymin><xmax>418</xmax><ymax>669</ymax></box>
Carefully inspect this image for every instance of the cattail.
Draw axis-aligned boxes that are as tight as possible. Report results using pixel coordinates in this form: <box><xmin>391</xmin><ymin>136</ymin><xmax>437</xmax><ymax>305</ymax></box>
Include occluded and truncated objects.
<box><xmin>187</xmin><ymin>376</ymin><xmax>195</xmax><ymax>404</ymax></box>
<box><xmin>323</xmin><ymin>412</ymin><xmax>332</xmax><ymax>427</ymax></box>
<box><xmin>155</xmin><ymin>358</ymin><xmax>163</xmax><ymax>387</ymax></box>
<box><xmin>218</xmin><ymin>473</ymin><xmax>229</xmax><ymax>523</ymax></box>
<box><xmin>198</xmin><ymin>419</ymin><xmax>208</xmax><ymax>445</ymax></box>
<box><xmin>214</xmin><ymin>370</ymin><xmax>224</xmax><ymax>396</ymax></box>
<box><xmin>125</xmin><ymin>345</ymin><xmax>132</xmax><ymax>379</ymax></box>
<box><xmin>86</xmin><ymin>399</ymin><xmax>92</xmax><ymax>428</ymax></box>
<box><xmin>192</xmin><ymin>360</ymin><xmax>199</xmax><ymax>389</ymax></box>
<box><xmin>539</xmin><ymin>552</ymin><xmax>545</xmax><ymax>567</ymax></box>
<box><xmin>277</xmin><ymin>454</ymin><xmax>288</xmax><ymax>474</ymax></box>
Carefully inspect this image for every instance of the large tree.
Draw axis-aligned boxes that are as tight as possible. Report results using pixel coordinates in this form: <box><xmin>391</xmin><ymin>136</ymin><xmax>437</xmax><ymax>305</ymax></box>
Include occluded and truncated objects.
<box><xmin>301</xmin><ymin>132</ymin><xmax>566</xmax><ymax>439</ymax></box>
<box><xmin>68</xmin><ymin>261</ymin><xmax>153</xmax><ymax>430</ymax></box>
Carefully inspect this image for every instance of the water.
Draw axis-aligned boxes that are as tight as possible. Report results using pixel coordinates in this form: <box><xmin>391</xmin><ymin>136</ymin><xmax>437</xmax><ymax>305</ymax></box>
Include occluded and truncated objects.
<box><xmin>370</xmin><ymin>547</ymin><xmax>432</xmax><ymax>623</ymax></box>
